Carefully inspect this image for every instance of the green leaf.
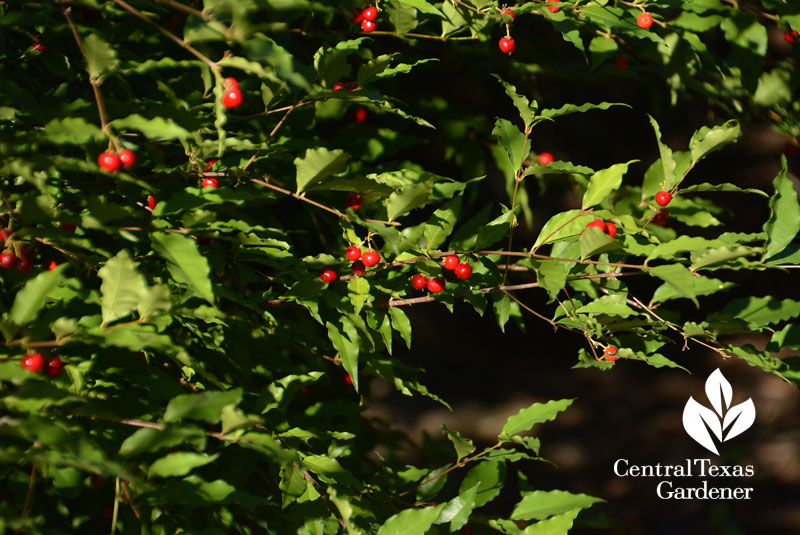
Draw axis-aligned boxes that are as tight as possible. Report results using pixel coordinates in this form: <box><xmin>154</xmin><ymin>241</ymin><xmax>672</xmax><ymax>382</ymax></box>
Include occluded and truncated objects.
<box><xmin>327</xmin><ymin>319</ymin><xmax>360</xmax><ymax>391</ymax></box>
<box><xmin>690</xmin><ymin>245</ymin><xmax>760</xmax><ymax>270</ymax></box>
<box><xmin>576</xmin><ymin>294</ymin><xmax>637</xmax><ymax>318</ymax></box>
<box><xmin>535</xmin><ymin>260</ymin><xmax>567</xmax><ymax>302</ymax></box>
<box><xmin>680</xmin><ymin>182</ymin><xmax>769</xmax><ymax>197</ymax></box>
<box><xmin>460</xmin><ymin>459</ymin><xmax>505</xmax><ymax>508</ymax></box>
<box><xmin>521</xmin><ymin>508</ymin><xmax>582</xmax><ymax>535</ymax></box>
<box><xmin>582</xmin><ymin>161</ymin><xmax>635</xmax><ymax>209</ymax></box>
<box><xmin>44</xmin><ymin>117</ymin><xmax>102</xmax><ymax>145</ymax></box>
<box><xmin>164</xmin><ymin>389</ymin><xmax>243</xmax><ymax>424</ymax></box>
<box><xmin>389</xmin><ymin>307</ymin><xmax>412</xmax><ymax>349</ymax></box>
<box><xmin>474</xmin><ymin>208</ymin><xmax>515</xmax><ymax>250</ymax></box>
<box><xmin>98</xmin><ymin>250</ymin><xmax>147</xmax><ymax>325</ymax></box>
<box><xmin>512</xmin><ymin>490</ymin><xmax>603</xmax><ymax>521</ymax></box>
<box><xmin>493</xmin><ymin>294</ymin><xmax>511</xmax><ymax>333</ymax></box>
<box><xmin>648</xmin><ymin>115</ymin><xmax>677</xmax><ymax>193</ymax></box>
<box><xmin>151</xmin><ymin>232</ymin><xmax>215</xmax><ymax>304</ymax></box>
<box><xmin>493</xmin><ymin>118</ymin><xmax>529</xmax><ymax>172</ymax></box>
<box><xmin>442</xmin><ymin>425</ymin><xmax>475</xmax><ymax>461</ymax></box>
<box><xmin>386</xmin><ymin>181</ymin><xmax>434</xmax><ymax>221</ymax></box>
<box><xmin>579</xmin><ymin>226</ymin><xmax>618</xmax><ymax>258</ymax></box>
<box><xmin>762</xmin><ymin>160</ymin><xmax>800</xmax><ymax>260</ymax></box>
<box><xmin>347</xmin><ymin>277</ymin><xmax>370</xmax><ymax>315</ymax></box>
<box><xmin>294</xmin><ymin>147</ymin><xmax>349</xmax><ymax>193</ymax></box>
<box><xmin>149</xmin><ymin>452</ymin><xmax>219</xmax><ymax>478</ymax></box>
<box><xmin>8</xmin><ymin>266</ymin><xmax>62</xmax><ymax>326</ymax></box>
<box><xmin>395</xmin><ymin>0</ymin><xmax>444</xmax><ymax>17</ymax></box>
<box><xmin>754</xmin><ymin>69</ymin><xmax>792</xmax><ymax>107</ymax></box>
<box><xmin>500</xmin><ymin>399</ymin><xmax>574</xmax><ymax>439</ymax></box>
<box><xmin>386</xmin><ymin>0</ymin><xmax>419</xmax><ymax>34</ymax></box>
<box><xmin>424</xmin><ymin>196</ymin><xmax>462</xmax><ymax>250</ymax></box>
<box><xmin>653</xmin><ymin>274</ymin><xmax>732</xmax><ymax>304</ymax></box>
<box><xmin>495</xmin><ymin>76</ymin><xmax>536</xmax><ymax>128</ymax></box>
<box><xmin>540</xmin><ymin>101</ymin><xmax>627</xmax><ymax>120</ymax></box>
<box><xmin>377</xmin><ymin>504</ymin><xmax>445</xmax><ymax>535</ymax></box>
<box><xmin>437</xmin><ymin>483</ymin><xmax>479</xmax><ymax>531</ymax></box>
<box><xmin>712</xmin><ymin>296</ymin><xmax>800</xmax><ymax>327</ymax></box>
<box><xmin>533</xmin><ymin>210</ymin><xmax>594</xmax><ymax>249</ymax></box>
<box><xmin>137</xmin><ymin>284</ymin><xmax>171</xmax><ymax>319</ymax></box>
<box><xmin>83</xmin><ymin>33</ymin><xmax>118</xmax><ymax>80</ymax></box>
<box><xmin>649</xmin><ymin>264</ymin><xmax>698</xmax><ymax>306</ymax></box>
<box><xmin>109</xmin><ymin>114</ymin><xmax>190</xmax><ymax>140</ymax></box>
<box><xmin>689</xmin><ymin>120</ymin><xmax>741</xmax><ymax>163</ymax></box>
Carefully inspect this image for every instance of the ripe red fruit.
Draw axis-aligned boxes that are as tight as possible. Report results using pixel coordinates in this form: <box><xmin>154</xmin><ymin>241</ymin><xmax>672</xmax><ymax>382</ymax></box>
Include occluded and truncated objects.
<box><xmin>498</xmin><ymin>37</ymin><xmax>516</xmax><ymax>54</ymax></box>
<box><xmin>362</xmin><ymin>250</ymin><xmax>380</xmax><ymax>267</ymax></box>
<box><xmin>332</xmin><ymin>82</ymin><xmax>346</xmax><ymax>91</ymax></box>
<box><xmin>538</xmin><ymin>152</ymin><xmax>554</xmax><ymax>165</ymax></box>
<box><xmin>361</xmin><ymin>20</ymin><xmax>377</xmax><ymax>33</ymax></box>
<box><xmin>427</xmin><ymin>277</ymin><xmax>445</xmax><ymax>293</ymax></box>
<box><xmin>353</xmin><ymin>107</ymin><xmax>368</xmax><ymax>123</ymax></box>
<box><xmin>605</xmin><ymin>222</ymin><xmax>617</xmax><ymax>238</ymax></box>
<box><xmin>411</xmin><ymin>274</ymin><xmax>428</xmax><ymax>290</ymax></box>
<box><xmin>546</xmin><ymin>0</ymin><xmax>560</xmax><ymax>13</ymax></box>
<box><xmin>48</xmin><ymin>260</ymin><xmax>58</xmax><ymax>271</ymax></box>
<box><xmin>21</xmin><ymin>353</ymin><xmax>44</xmax><ymax>373</ymax></box>
<box><xmin>32</xmin><ymin>40</ymin><xmax>46</xmax><ymax>51</ymax></box>
<box><xmin>615</xmin><ymin>54</ymin><xmax>629</xmax><ymax>71</ymax></box>
<box><xmin>119</xmin><ymin>149</ymin><xmax>136</xmax><ymax>168</ymax></box>
<box><xmin>224</xmin><ymin>76</ymin><xmax>239</xmax><ymax>90</ymax></box>
<box><xmin>502</xmin><ymin>8</ymin><xmax>515</xmax><ymax>19</ymax></box>
<box><xmin>202</xmin><ymin>177</ymin><xmax>219</xmax><ymax>188</ymax></box>
<box><xmin>16</xmin><ymin>256</ymin><xmax>32</xmax><ymax>273</ymax></box>
<box><xmin>204</xmin><ymin>159</ymin><xmax>217</xmax><ymax>172</ymax></box>
<box><xmin>637</xmin><ymin>12</ymin><xmax>653</xmax><ymax>29</ymax></box>
<box><xmin>0</xmin><ymin>229</ymin><xmax>11</xmax><ymax>243</ymax></box>
<box><xmin>352</xmin><ymin>8</ymin><xmax>364</xmax><ymax>23</ymax></box>
<box><xmin>362</xmin><ymin>7</ymin><xmax>378</xmax><ymax>21</ymax></box>
<box><xmin>653</xmin><ymin>209</ymin><xmax>669</xmax><ymax>226</ymax></box>
<box><xmin>222</xmin><ymin>88</ymin><xmax>243</xmax><ymax>109</ymax></box>
<box><xmin>346</xmin><ymin>246</ymin><xmax>362</xmax><ymax>261</ymax></box>
<box><xmin>345</xmin><ymin>192</ymin><xmax>363</xmax><ymax>210</ymax></box>
<box><xmin>343</xmin><ymin>373</ymin><xmax>353</xmax><ymax>385</ymax></box>
<box><xmin>0</xmin><ymin>252</ymin><xmax>17</xmax><ymax>269</ymax></box>
<box><xmin>784</xmin><ymin>30</ymin><xmax>799</xmax><ymax>44</ymax></box>
<box><xmin>320</xmin><ymin>268</ymin><xmax>337</xmax><ymax>283</ymax></box>
<box><xmin>583</xmin><ymin>219</ymin><xmax>606</xmax><ymax>233</ymax></box>
<box><xmin>443</xmin><ymin>255</ymin><xmax>459</xmax><ymax>270</ymax></box>
<box><xmin>98</xmin><ymin>151</ymin><xmax>121</xmax><ymax>172</ymax></box>
<box><xmin>655</xmin><ymin>190</ymin><xmax>672</xmax><ymax>207</ymax></box>
<box><xmin>603</xmin><ymin>346</ymin><xmax>618</xmax><ymax>362</ymax></box>
<box><xmin>45</xmin><ymin>357</ymin><xmax>64</xmax><ymax>377</ymax></box>
<box><xmin>147</xmin><ymin>195</ymin><xmax>157</xmax><ymax>210</ymax></box>
<box><xmin>454</xmin><ymin>263</ymin><xmax>473</xmax><ymax>280</ymax></box>
<box><xmin>351</xmin><ymin>260</ymin><xmax>366</xmax><ymax>276</ymax></box>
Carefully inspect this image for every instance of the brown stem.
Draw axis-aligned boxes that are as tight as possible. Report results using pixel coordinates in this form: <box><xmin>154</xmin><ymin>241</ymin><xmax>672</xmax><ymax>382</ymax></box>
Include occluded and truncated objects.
<box><xmin>20</xmin><ymin>465</ymin><xmax>37</xmax><ymax>519</ymax></box>
<box><xmin>155</xmin><ymin>0</ymin><xmax>209</xmax><ymax>21</ymax></box>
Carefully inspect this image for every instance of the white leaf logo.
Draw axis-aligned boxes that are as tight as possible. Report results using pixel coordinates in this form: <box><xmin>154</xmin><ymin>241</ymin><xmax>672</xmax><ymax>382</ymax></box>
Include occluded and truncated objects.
<box><xmin>682</xmin><ymin>368</ymin><xmax>756</xmax><ymax>455</ymax></box>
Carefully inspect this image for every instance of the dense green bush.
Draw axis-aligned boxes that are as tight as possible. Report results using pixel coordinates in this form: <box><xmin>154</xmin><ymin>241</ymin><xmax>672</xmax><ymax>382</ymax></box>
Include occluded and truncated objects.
<box><xmin>0</xmin><ymin>0</ymin><xmax>798</xmax><ymax>533</ymax></box>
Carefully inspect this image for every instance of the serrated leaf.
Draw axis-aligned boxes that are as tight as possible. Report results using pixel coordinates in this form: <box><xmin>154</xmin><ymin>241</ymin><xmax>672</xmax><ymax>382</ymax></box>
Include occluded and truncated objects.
<box><xmin>83</xmin><ymin>33</ymin><xmax>118</xmax><ymax>79</ymax></box>
<box><xmin>164</xmin><ymin>389</ymin><xmax>243</xmax><ymax>424</ymax></box>
<box><xmin>535</xmin><ymin>260</ymin><xmax>567</xmax><ymax>302</ymax></box>
<box><xmin>512</xmin><ymin>490</ymin><xmax>603</xmax><ymax>521</ymax></box>
<box><xmin>395</xmin><ymin>0</ymin><xmax>443</xmax><ymax>17</ymax></box>
<box><xmin>712</xmin><ymin>296</ymin><xmax>800</xmax><ymax>327</ymax></box>
<box><xmin>493</xmin><ymin>118</ymin><xmax>529</xmax><ymax>172</ymax></box>
<box><xmin>442</xmin><ymin>425</ymin><xmax>475</xmax><ymax>461</ymax></box>
<box><xmin>576</xmin><ymin>294</ymin><xmax>637</xmax><ymax>318</ymax></box>
<box><xmin>648</xmin><ymin>115</ymin><xmax>677</xmax><ymax>193</ymax></box>
<box><xmin>151</xmin><ymin>232</ymin><xmax>214</xmax><ymax>304</ymax></box>
<box><xmin>377</xmin><ymin>504</ymin><xmax>445</xmax><ymax>535</ymax></box>
<box><xmin>460</xmin><ymin>460</ymin><xmax>506</xmax><ymax>508</ymax></box>
<box><xmin>649</xmin><ymin>264</ymin><xmax>698</xmax><ymax>306</ymax></box>
<box><xmin>424</xmin><ymin>196</ymin><xmax>461</xmax><ymax>250</ymax></box>
<box><xmin>689</xmin><ymin>120</ymin><xmax>741</xmax><ymax>163</ymax></box>
<box><xmin>386</xmin><ymin>181</ymin><xmax>434</xmax><ymax>221</ymax></box>
<box><xmin>436</xmin><ymin>483</ymin><xmax>479</xmax><ymax>531</ymax></box>
<box><xmin>763</xmin><ymin>160</ymin><xmax>800</xmax><ymax>260</ymax></box>
<box><xmin>98</xmin><ymin>250</ymin><xmax>146</xmax><ymax>325</ymax></box>
<box><xmin>327</xmin><ymin>318</ymin><xmax>360</xmax><ymax>391</ymax></box>
<box><xmin>137</xmin><ymin>284</ymin><xmax>171</xmax><ymax>319</ymax></box>
<box><xmin>44</xmin><ymin>117</ymin><xmax>102</xmax><ymax>145</ymax></box>
<box><xmin>533</xmin><ymin>210</ymin><xmax>594</xmax><ymax>249</ymax></box>
<box><xmin>500</xmin><ymin>399</ymin><xmax>574</xmax><ymax>439</ymax></box>
<box><xmin>389</xmin><ymin>307</ymin><xmax>412</xmax><ymax>349</ymax></box>
<box><xmin>582</xmin><ymin>161</ymin><xmax>635</xmax><ymax>209</ymax></box>
<box><xmin>294</xmin><ymin>148</ymin><xmax>349</xmax><ymax>193</ymax></box>
<box><xmin>347</xmin><ymin>277</ymin><xmax>370</xmax><ymax>315</ymax></box>
<box><xmin>680</xmin><ymin>182</ymin><xmax>768</xmax><ymax>197</ymax></box>
<box><xmin>119</xmin><ymin>427</ymin><xmax>206</xmax><ymax>456</ymax></box>
<box><xmin>521</xmin><ymin>508</ymin><xmax>582</xmax><ymax>535</ymax></box>
<box><xmin>110</xmin><ymin>114</ymin><xmax>190</xmax><ymax>140</ymax></box>
<box><xmin>691</xmin><ymin>245</ymin><xmax>760</xmax><ymax>270</ymax></box>
<box><xmin>540</xmin><ymin>101</ymin><xmax>627</xmax><ymax>120</ymax></box>
<box><xmin>9</xmin><ymin>266</ymin><xmax>63</xmax><ymax>326</ymax></box>
<box><xmin>474</xmin><ymin>208</ymin><xmax>516</xmax><ymax>250</ymax></box>
<box><xmin>149</xmin><ymin>452</ymin><xmax>219</xmax><ymax>478</ymax></box>
<box><xmin>495</xmin><ymin>76</ymin><xmax>536</xmax><ymax>128</ymax></box>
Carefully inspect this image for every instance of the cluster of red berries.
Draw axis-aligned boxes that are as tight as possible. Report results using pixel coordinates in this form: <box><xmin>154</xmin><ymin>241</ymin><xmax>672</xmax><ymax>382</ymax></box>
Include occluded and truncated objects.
<box><xmin>21</xmin><ymin>352</ymin><xmax>64</xmax><ymax>377</ymax></box>
<box><xmin>650</xmin><ymin>190</ymin><xmax>672</xmax><ymax>226</ymax></box>
<box><xmin>353</xmin><ymin>6</ymin><xmax>379</xmax><ymax>33</ymax></box>
<box><xmin>0</xmin><ymin>230</ymin><xmax>34</xmax><ymax>273</ymax></box>
<box><xmin>98</xmin><ymin>149</ymin><xmax>136</xmax><ymax>172</ymax></box>
<box><xmin>221</xmin><ymin>77</ymin><xmax>243</xmax><ymax>109</ymax></box>
<box><xmin>603</xmin><ymin>345</ymin><xmax>618</xmax><ymax>362</ymax></box>
<box><xmin>785</xmin><ymin>29</ymin><xmax>799</xmax><ymax>44</ymax></box>
<box><xmin>411</xmin><ymin>255</ymin><xmax>472</xmax><ymax>294</ymax></box>
<box><xmin>583</xmin><ymin>219</ymin><xmax>617</xmax><ymax>238</ymax></box>
<box><xmin>320</xmin><ymin>245</ymin><xmax>381</xmax><ymax>283</ymax></box>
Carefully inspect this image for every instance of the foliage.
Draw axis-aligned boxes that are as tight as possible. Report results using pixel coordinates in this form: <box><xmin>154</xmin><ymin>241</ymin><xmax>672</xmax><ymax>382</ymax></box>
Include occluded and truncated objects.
<box><xmin>0</xmin><ymin>0</ymin><xmax>799</xmax><ymax>533</ymax></box>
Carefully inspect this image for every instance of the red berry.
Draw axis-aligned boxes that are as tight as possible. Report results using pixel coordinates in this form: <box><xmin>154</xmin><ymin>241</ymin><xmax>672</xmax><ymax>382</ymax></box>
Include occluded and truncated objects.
<box><xmin>60</xmin><ymin>223</ymin><xmax>76</xmax><ymax>233</ymax></box>
<box><xmin>615</xmin><ymin>54</ymin><xmax>629</xmax><ymax>71</ymax></box>
<box><xmin>362</xmin><ymin>250</ymin><xmax>380</xmax><ymax>267</ymax></box>
<box><xmin>411</xmin><ymin>274</ymin><xmax>428</xmax><ymax>290</ymax></box>
<box><xmin>653</xmin><ymin>209</ymin><xmax>669</xmax><ymax>226</ymax></box>
<box><xmin>332</xmin><ymin>83</ymin><xmax>346</xmax><ymax>91</ymax></box>
<box><xmin>16</xmin><ymin>256</ymin><xmax>32</xmax><ymax>273</ymax></box>
<box><xmin>603</xmin><ymin>345</ymin><xmax>618</xmax><ymax>361</ymax></box>
<box><xmin>352</xmin><ymin>8</ymin><xmax>364</xmax><ymax>23</ymax></box>
<box><xmin>33</xmin><ymin>41</ymin><xmax>45</xmax><ymax>51</ymax></box>
<box><xmin>119</xmin><ymin>149</ymin><xmax>136</xmax><ymax>169</ymax></box>
<box><xmin>45</xmin><ymin>357</ymin><xmax>64</xmax><ymax>377</ymax></box>
<box><xmin>605</xmin><ymin>222</ymin><xmax>617</xmax><ymax>238</ymax></box>
<box><xmin>637</xmin><ymin>12</ymin><xmax>653</xmax><ymax>29</ymax></box>
<box><xmin>538</xmin><ymin>152</ymin><xmax>554</xmax><ymax>165</ymax></box>
<box><xmin>345</xmin><ymin>192</ymin><xmax>363</xmax><ymax>210</ymax></box>
<box><xmin>320</xmin><ymin>268</ymin><xmax>337</xmax><ymax>283</ymax></box>
<box><xmin>202</xmin><ymin>177</ymin><xmax>219</xmax><ymax>188</ymax></box>
<box><xmin>498</xmin><ymin>37</ymin><xmax>515</xmax><ymax>54</ymax></box>
<box><xmin>222</xmin><ymin>88</ymin><xmax>243</xmax><ymax>109</ymax></box>
<box><xmin>353</xmin><ymin>108</ymin><xmax>368</xmax><ymax>123</ymax></box>
<box><xmin>655</xmin><ymin>190</ymin><xmax>672</xmax><ymax>207</ymax></box>
<box><xmin>361</xmin><ymin>19</ymin><xmax>377</xmax><ymax>33</ymax></box>
<box><xmin>546</xmin><ymin>0</ymin><xmax>559</xmax><ymax>13</ymax></box>
<box><xmin>443</xmin><ymin>255</ymin><xmax>459</xmax><ymax>270</ymax></box>
<box><xmin>224</xmin><ymin>76</ymin><xmax>239</xmax><ymax>90</ymax></box>
<box><xmin>583</xmin><ymin>219</ymin><xmax>606</xmax><ymax>234</ymax></box>
<box><xmin>346</xmin><ymin>246</ymin><xmax>362</xmax><ymax>261</ymax></box>
<box><xmin>362</xmin><ymin>6</ymin><xmax>378</xmax><ymax>21</ymax></box>
<box><xmin>147</xmin><ymin>195</ymin><xmax>157</xmax><ymax>210</ymax></box>
<box><xmin>502</xmin><ymin>8</ymin><xmax>515</xmax><ymax>19</ymax></box>
<box><xmin>0</xmin><ymin>252</ymin><xmax>17</xmax><ymax>269</ymax></box>
<box><xmin>351</xmin><ymin>260</ymin><xmax>366</xmax><ymax>276</ymax></box>
<box><xmin>427</xmin><ymin>277</ymin><xmax>445</xmax><ymax>293</ymax></box>
<box><xmin>343</xmin><ymin>373</ymin><xmax>353</xmax><ymax>385</ymax></box>
<box><xmin>0</xmin><ymin>229</ymin><xmax>11</xmax><ymax>244</ymax></box>
<box><xmin>204</xmin><ymin>159</ymin><xmax>217</xmax><ymax>172</ymax></box>
<box><xmin>784</xmin><ymin>31</ymin><xmax>798</xmax><ymax>44</ymax></box>
<box><xmin>98</xmin><ymin>151</ymin><xmax>121</xmax><ymax>172</ymax></box>
<box><xmin>454</xmin><ymin>263</ymin><xmax>473</xmax><ymax>280</ymax></box>
<box><xmin>48</xmin><ymin>260</ymin><xmax>58</xmax><ymax>271</ymax></box>
<box><xmin>21</xmin><ymin>353</ymin><xmax>44</xmax><ymax>373</ymax></box>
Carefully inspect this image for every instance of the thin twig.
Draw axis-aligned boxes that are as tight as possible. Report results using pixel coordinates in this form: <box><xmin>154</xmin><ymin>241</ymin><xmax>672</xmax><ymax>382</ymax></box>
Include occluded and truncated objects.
<box><xmin>20</xmin><ymin>465</ymin><xmax>36</xmax><ymax>519</ymax></box>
